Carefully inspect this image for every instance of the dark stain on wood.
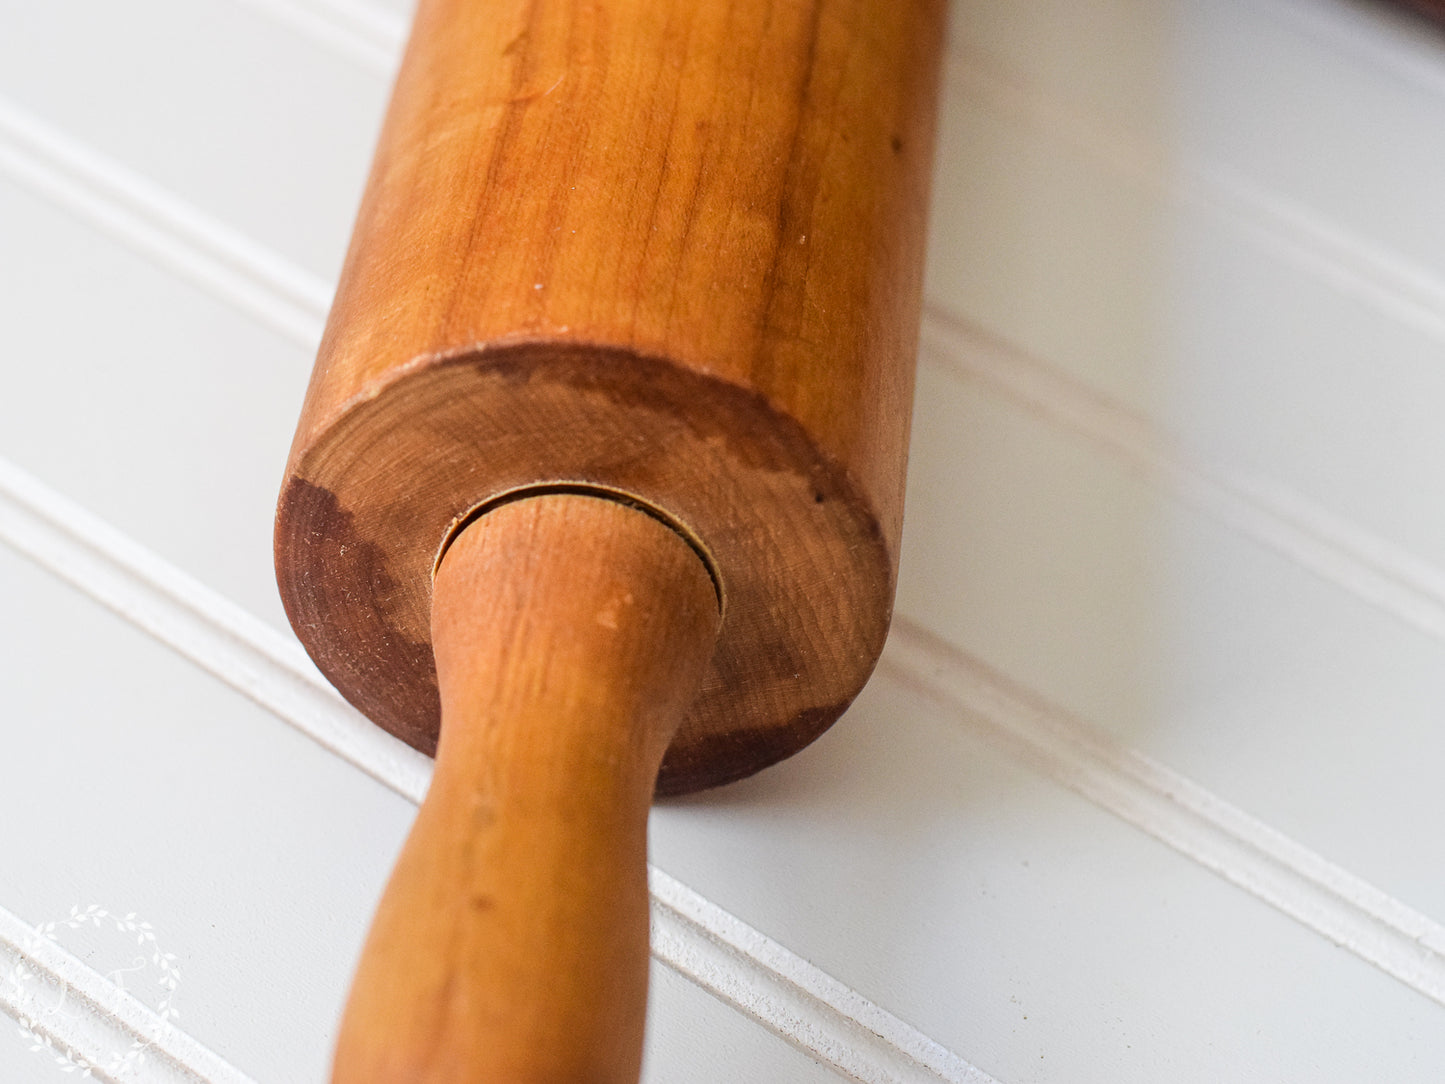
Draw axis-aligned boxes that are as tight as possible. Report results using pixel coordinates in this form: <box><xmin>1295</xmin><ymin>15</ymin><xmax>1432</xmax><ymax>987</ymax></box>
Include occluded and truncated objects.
<box><xmin>275</xmin><ymin>477</ymin><xmax>442</xmax><ymax>754</ymax></box>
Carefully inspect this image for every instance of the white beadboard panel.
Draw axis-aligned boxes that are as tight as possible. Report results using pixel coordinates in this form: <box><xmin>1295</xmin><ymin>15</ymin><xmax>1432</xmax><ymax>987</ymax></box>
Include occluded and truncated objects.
<box><xmin>932</xmin><ymin>1</ymin><xmax>1445</xmax><ymax>570</ymax></box>
<box><xmin>0</xmin><ymin>542</ymin><xmax>854</xmax><ymax>1084</ymax></box>
<box><xmin>0</xmin><ymin>1026</ymin><xmax>59</xmax><ymax>1083</ymax></box>
<box><xmin>643</xmin><ymin>964</ymin><xmax>844</xmax><ymax>1084</ymax></box>
<box><xmin>0</xmin><ymin>1025</ymin><xmax>75</xmax><ymax>1082</ymax></box>
<box><xmin>0</xmin><ymin>174</ymin><xmax>307</xmax><ymax>633</ymax></box>
<box><xmin>0</xmin><ymin>945</ymin><xmax>849</xmax><ymax>1083</ymax></box>
<box><xmin>225</xmin><ymin>0</ymin><xmax>407</xmax><ymax>76</ymax></box>
<box><xmin>317</xmin><ymin>0</ymin><xmax>412</xmax><ymax>19</ymax></box>
<box><xmin>1156</xmin><ymin>213</ymin><xmax>1445</xmax><ymax>575</ymax></box>
<box><xmin>650</xmin><ymin>665</ymin><xmax>1445</xmax><ymax>1084</ymax></box>
<box><xmin>948</xmin><ymin>0</ymin><xmax>1445</xmax><ymax>281</ymax></box>
<box><xmin>883</xmin><ymin>618</ymin><xmax>1445</xmax><ymax>1010</ymax></box>
<box><xmin>0</xmin><ymin>901</ymin><xmax>257</xmax><ymax>1083</ymax></box>
<box><xmin>900</xmin><ymin>357</ymin><xmax>1171</xmax><ymax>749</ymax></box>
<box><xmin>0</xmin><ymin>1022</ymin><xmax>118</xmax><ymax>1083</ymax></box>
<box><xmin>0</xmin><ymin>0</ymin><xmax>387</xmax><ymax>281</ymax></box>
<box><xmin>944</xmin><ymin>0</ymin><xmax>1179</xmax><ymax>148</ymax></box>
<box><xmin>925</xmin><ymin>51</ymin><xmax>1177</xmax><ymax>421</ymax></box>
<box><xmin>899</xmin><ymin>357</ymin><xmax>1445</xmax><ymax>926</ymax></box>
<box><xmin>0</xmin><ymin>542</ymin><xmax>413</xmax><ymax>1082</ymax></box>
<box><xmin>1171</xmin><ymin>0</ymin><xmax>1445</xmax><ymax>281</ymax></box>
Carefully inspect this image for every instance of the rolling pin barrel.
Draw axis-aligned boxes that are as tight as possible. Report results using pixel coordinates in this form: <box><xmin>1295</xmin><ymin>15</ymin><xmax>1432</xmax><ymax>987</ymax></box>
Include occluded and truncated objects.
<box><xmin>274</xmin><ymin>0</ymin><xmax>944</xmax><ymax>1077</ymax></box>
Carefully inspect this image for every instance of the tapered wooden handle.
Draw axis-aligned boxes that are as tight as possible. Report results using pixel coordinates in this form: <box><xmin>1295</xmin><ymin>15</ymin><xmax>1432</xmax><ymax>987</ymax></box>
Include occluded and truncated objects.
<box><xmin>331</xmin><ymin>493</ymin><xmax>719</xmax><ymax>1083</ymax></box>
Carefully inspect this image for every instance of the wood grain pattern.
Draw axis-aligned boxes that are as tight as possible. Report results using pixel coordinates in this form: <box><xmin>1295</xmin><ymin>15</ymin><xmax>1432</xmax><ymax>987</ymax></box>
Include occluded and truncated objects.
<box><xmin>275</xmin><ymin>0</ymin><xmax>946</xmax><ymax>792</ymax></box>
<box><xmin>332</xmin><ymin>494</ymin><xmax>718</xmax><ymax>1083</ymax></box>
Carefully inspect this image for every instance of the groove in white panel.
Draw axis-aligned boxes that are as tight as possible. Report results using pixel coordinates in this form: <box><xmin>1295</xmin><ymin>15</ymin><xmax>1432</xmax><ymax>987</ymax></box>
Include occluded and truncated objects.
<box><xmin>0</xmin><ymin>96</ymin><xmax>329</xmax><ymax>348</ymax></box>
<box><xmin>1197</xmin><ymin>159</ymin><xmax>1445</xmax><ymax>345</ymax></box>
<box><xmin>650</xmin><ymin>871</ymin><xmax>995</xmax><ymax>1084</ymax></box>
<box><xmin>882</xmin><ymin>616</ymin><xmax>1445</xmax><ymax>1008</ymax></box>
<box><xmin>0</xmin><ymin>457</ymin><xmax>435</xmax><ymax>804</ymax></box>
<box><xmin>920</xmin><ymin>310</ymin><xmax>1445</xmax><ymax>643</ymax></box>
<box><xmin>944</xmin><ymin>51</ymin><xmax>1445</xmax><ymax>348</ymax></box>
<box><xmin>226</xmin><ymin>0</ymin><xmax>405</xmax><ymax>74</ymax></box>
<box><xmin>0</xmin><ymin>458</ymin><xmax>981</xmax><ymax>1084</ymax></box>
<box><xmin>0</xmin><ymin>904</ymin><xmax>255</xmax><ymax>1084</ymax></box>
<box><xmin>1258</xmin><ymin>0</ymin><xmax>1445</xmax><ymax>100</ymax></box>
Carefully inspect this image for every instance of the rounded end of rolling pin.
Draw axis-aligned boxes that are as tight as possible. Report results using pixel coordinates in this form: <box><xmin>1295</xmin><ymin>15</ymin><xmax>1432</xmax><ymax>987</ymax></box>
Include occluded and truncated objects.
<box><xmin>275</xmin><ymin>342</ymin><xmax>895</xmax><ymax>795</ymax></box>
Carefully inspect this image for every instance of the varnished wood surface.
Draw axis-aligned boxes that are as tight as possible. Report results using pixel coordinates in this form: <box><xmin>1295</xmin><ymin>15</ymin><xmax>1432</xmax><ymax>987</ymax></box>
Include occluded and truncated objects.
<box><xmin>276</xmin><ymin>0</ymin><xmax>946</xmax><ymax>790</ymax></box>
<box><xmin>333</xmin><ymin>494</ymin><xmax>719</xmax><ymax>1083</ymax></box>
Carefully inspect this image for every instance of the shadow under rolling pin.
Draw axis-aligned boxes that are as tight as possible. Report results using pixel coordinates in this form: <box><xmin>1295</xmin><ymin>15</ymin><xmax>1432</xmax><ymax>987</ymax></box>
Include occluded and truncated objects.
<box><xmin>274</xmin><ymin>0</ymin><xmax>945</xmax><ymax>1078</ymax></box>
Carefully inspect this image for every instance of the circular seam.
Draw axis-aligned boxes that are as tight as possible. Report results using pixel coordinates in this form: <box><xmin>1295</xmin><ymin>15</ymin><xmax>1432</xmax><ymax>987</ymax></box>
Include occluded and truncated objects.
<box><xmin>431</xmin><ymin>481</ymin><xmax>726</xmax><ymax>615</ymax></box>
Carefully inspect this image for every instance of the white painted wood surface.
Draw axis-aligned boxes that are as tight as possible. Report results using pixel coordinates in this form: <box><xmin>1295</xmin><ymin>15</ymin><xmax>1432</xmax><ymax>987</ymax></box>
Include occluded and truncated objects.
<box><xmin>4</xmin><ymin>0</ymin><xmax>1445</xmax><ymax>1079</ymax></box>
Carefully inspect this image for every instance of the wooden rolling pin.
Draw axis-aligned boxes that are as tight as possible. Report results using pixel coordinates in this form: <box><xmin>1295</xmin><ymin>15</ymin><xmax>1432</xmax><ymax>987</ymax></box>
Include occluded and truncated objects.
<box><xmin>274</xmin><ymin>0</ymin><xmax>944</xmax><ymax>1078</ymax></box>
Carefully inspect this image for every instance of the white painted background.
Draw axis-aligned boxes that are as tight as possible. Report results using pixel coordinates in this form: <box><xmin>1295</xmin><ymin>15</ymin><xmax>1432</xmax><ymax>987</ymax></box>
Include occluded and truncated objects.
<box><xmin>4</xmin><ymin>0</ymin><xmax>1445</xmax><ymax>1080</ymax></box>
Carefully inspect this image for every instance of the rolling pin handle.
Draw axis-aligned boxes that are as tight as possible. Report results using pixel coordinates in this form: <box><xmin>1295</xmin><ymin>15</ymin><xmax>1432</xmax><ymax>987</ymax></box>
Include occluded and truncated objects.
<box><xmin>332</xmin><ymin>492</ymin><xmax>720</xmax><ymax>1083</ymax></box>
